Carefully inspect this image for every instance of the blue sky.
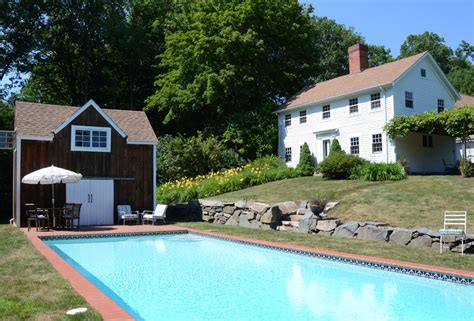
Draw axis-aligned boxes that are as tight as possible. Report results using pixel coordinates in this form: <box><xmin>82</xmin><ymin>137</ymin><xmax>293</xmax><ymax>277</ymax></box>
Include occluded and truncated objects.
<box><xmin>305</xmin><ymin>0</ymin><xmax>474</xmax><ymax>57</ymax></box>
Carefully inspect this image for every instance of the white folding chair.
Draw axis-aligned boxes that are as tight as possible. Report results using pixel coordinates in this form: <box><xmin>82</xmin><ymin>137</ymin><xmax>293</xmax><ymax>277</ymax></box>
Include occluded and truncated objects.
<box><xmin>439</xmin><ymin>211</ymin><xmax>467</xmax><ymax>255</ymax></box>
<box><xmin>142</xmin><ymin>204</ymin><xmax>167</xmax><ymax>225</ymax></box>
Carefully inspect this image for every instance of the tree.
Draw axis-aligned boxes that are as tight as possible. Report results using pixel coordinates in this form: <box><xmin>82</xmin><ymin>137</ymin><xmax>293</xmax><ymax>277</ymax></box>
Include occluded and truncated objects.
<box><xmin>448</xmin><ymin>66</ymin><xmax>474</xmax><ymax>95</ymax></box>
<box><xmin>329</xmin><ymin>138</ymin><xmax>343</xmax><ymax>155</ymax></box>
<box><xmin>368</xmin><ymin>45</ymin><xmax>393</xmax><ymax>67</ymax></box>
<box><xmin>399</xmin><ymin>32</ymin><xmax>453</xmax><ymax>73</ymax></box>
<box><xmin>310</xmin><ymin>17</ymin><xmax>363</xmax><ymax>80</ymax></box>
<box><xmin>297</xmin><ymin>142</ymin><xmax>314</xmax><ymax>176</ymax></box>
<box><xmin>146</xmin><ymin>0</ymin><xmax>317</xmax><ymax>158</ymax></box>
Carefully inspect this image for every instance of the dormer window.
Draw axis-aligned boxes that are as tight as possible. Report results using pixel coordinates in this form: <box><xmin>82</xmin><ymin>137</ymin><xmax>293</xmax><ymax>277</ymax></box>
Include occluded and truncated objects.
<box><xmin>421</xmin><ymin>68</ymin><xmax>426</xmax><ymax>77</ymax></box>
<box><xmin>71</xmin><ymin>125</ymin><xmax>111</xmax><ymax>152</ymax></box>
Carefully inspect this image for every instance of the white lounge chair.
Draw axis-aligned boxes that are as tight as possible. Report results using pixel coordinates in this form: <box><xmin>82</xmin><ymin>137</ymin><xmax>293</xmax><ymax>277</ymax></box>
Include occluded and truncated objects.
<box><xmin>439</xmin><ymin>211</ymin><xmax>467</xmax><ymax>255</ymax></box>
<box><xmin>117</xmin><ymin>205</ymin><xmax>139</xmax><ymax>225</ymax></box>
<box><xmin>142</xmin><ymin>204</ymin><xmax>167</xmax><ymax>225</ymax></box>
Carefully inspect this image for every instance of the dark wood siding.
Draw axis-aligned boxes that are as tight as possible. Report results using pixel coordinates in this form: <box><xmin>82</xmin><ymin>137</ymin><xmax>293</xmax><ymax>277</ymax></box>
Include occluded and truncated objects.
<box><xmin>17</xmin><ymin>106</ymin><xmax>154</xmax><ymax>226</ymax></box>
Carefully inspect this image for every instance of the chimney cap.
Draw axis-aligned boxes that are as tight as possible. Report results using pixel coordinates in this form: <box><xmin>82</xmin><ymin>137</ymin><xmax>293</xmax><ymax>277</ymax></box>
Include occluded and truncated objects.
<box><xmin>348</xmin><ymin>43</ymin><xmax>368</xmax><ymax>53</ymax></box>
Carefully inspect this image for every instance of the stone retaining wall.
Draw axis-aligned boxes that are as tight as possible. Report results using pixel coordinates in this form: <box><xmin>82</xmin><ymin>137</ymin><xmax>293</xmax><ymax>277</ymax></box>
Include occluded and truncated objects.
<box><xmin>195</xmin><ymin>199</ymin><xmax>473</xmax><ymax>254</ymax></box>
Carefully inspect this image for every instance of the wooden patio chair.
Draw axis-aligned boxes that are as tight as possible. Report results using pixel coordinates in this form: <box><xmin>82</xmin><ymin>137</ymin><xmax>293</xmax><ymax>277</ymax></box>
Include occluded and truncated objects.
<box><xmin>26</xmin><ymin>203</ymin><xmax>50</xmax><ymax>232</ymax></box>
<box><xmin>63</xmin><ymin>203</ymin><xmax>82</xmax><ymax>229</ymax></box>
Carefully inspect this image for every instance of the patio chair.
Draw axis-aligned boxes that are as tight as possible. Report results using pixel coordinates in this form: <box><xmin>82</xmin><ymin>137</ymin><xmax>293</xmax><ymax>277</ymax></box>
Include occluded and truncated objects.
<box><xmin>142</xmin><ymin>204</ymin><xmax>167</xmax><ymax>225</ymax></box>
<box><xmin>26</xmin><ymin>203</ymin><xmax>50</xmax><ymax>232</ymax></box>
<box><xmin>439</xmin><ymin>211</ymin><xmax>467</xmax><ymax>255</ymax></box>
<box><xmin>63</xmin><ymin>203</ymin><xmax>82</xmax><ymax>229</ymax></box>
<box><xmin>117</xmin><ymin>205</ymin><xmax>140</xmax><ymax>225</ymax></box>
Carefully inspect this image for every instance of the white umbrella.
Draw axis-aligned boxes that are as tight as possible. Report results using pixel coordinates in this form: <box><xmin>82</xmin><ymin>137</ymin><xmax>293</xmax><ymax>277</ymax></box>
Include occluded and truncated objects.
<box><xmin>22</xmin><ymin>165</ymin><xmax>82</xmax><ymax>211</ymax></box>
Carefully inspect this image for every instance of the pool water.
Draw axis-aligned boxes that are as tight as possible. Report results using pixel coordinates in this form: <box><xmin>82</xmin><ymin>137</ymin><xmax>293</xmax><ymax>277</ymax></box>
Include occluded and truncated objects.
<box><xmin>46</xmin><ymin>233</ymin><xmax>474</xmax><ymax>321</ymax></box>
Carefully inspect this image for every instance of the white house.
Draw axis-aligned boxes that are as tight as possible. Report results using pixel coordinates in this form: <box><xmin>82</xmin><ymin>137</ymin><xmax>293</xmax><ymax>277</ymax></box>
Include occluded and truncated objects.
<box><xmin>455</xmin><ymin>94</ymin><xmax>474</xmax><ymax>160</ymax></box>
<box><xmin>275</xmin><ymin>44</ymin><xmax>461</xmax><ymax>173</ymax></box>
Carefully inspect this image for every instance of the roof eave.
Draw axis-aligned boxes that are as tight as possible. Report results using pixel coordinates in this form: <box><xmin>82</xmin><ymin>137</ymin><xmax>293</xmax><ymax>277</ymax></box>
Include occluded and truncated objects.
<box><xmin>273</xmin><ymin>82</ymin><xmax>393</xmax><ymax>114</ymax></box>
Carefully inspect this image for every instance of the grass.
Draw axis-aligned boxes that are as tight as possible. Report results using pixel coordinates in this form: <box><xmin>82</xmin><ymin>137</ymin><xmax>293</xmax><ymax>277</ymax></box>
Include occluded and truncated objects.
<box><xmin>209</xmin><ymin>175</ymin><xmax>474</xmax><ymax>232</ymax></box>
<box><xmin>0</xmin><ymin>224</ymin><xmax>102</xmax><ymax>321</ymax></box>
<box><xmin>178</xmin><ymin>222</ymin><xmax>474</xmax><ymax>272</ymax></box>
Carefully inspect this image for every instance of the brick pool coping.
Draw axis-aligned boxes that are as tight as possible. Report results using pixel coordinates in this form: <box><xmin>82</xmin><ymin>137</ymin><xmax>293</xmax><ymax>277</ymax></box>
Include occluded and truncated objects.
<box><xmin>25</xmin><ymin>225</ymin><xmax>473</xmax><ymax>320</ymax></box>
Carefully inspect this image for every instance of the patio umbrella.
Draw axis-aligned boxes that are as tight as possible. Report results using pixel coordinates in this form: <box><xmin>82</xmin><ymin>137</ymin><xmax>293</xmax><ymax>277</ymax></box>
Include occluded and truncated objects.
<box><xmin>22</xmin><ymin>165</ymin><xmax>82</xmax><ymax>212</ymax></box>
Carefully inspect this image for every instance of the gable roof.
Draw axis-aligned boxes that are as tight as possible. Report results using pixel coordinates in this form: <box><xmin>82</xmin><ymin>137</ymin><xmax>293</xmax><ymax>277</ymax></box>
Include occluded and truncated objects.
<box><xmin>53</xmin><ymin>100</ymin><xmax>127</xmax><ymax>138</ymax></box>
<box><xmin>276</xmin><ymin>51</ymin><xmax>454</xmax><ymax>112</ymax></box>
<box><xmin>455</xmin><ymin>94</ymin><xmax>474</xmax><ymax>107</ymax></box>
<box><xmin>15</xmin><ymin>101</ymin><xmax>157</xmax><ymax>143</ymax></box>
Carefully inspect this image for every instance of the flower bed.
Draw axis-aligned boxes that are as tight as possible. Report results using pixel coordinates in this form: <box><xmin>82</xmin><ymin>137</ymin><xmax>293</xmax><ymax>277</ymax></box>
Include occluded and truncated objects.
<box><xmin>156</xmin><ymin>157</ymin><xmax>302</xmax><ymax>203</ymax></box>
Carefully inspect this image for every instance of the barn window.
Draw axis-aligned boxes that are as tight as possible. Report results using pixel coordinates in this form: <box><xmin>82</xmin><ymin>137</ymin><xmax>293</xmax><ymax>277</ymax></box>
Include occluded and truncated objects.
<box><xmin>285</xmin><ymin>147</ymin><xmax>292</xmax><ymax>162</ymax></box>
<box><xmin>371</xmin><ymin>93</ymin><xmax>381</xmax><ymax>109</ymax></box>
<box><xmin>0</xmin><ymin>131</ymin><xmax>14</xmax><ymax>149</ymax></box>
<box><xmin>349</xmin><ymin>98</ymin><xmax>358</xmax><ymax>114</ymax></box>
<box><xmin>71</xmin><ymin>125</ymin><xmax>111</xmax><ymax>152</ymax></box>
<box><xmin>437</xmin><ymin>99</ymin><xmax>445</xmax><ymax>113</ymax></box>
<box><xmin>372</xmin><ymin>133</ymin><xmax>383</xmax><ymax>153</ymax></box>
<box><xmin>405</xmin><ymin>91</ymin><xmax>413</xmax><ymax>108</ymax></box>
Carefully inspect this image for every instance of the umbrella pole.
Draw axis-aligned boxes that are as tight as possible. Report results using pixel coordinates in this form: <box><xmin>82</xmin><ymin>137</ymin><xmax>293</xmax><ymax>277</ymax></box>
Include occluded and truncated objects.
<box><xmin>52</xmin><ymin>184</ymin><xmax>55</xmax><ymax>226</ymax></box>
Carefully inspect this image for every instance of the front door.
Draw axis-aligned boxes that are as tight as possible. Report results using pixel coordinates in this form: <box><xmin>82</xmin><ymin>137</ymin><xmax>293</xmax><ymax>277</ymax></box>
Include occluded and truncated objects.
<box><xmin>323</xmin><ymin>139</ymin><xmax>331</xmax><ymax>159</ymax></box>
<box><xmin>66</xmin><ymin>179</ymin><xmax>114</xmax><ymax>225</ymax></box>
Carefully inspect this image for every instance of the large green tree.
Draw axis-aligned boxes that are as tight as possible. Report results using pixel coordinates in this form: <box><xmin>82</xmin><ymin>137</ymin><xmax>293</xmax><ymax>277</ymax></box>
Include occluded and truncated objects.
<box><xmin>310</xmin><ymin>17</ymin><xmax>363</xmax><ymax>80</ymax></box>
<box><xmin>147</xmin><ymin>0</ymin><xmax>317</xmax><ymax>158</ymax></box>
<box><xmin>399</xmin><ymin>32</ymin><xmax>453</xmax><ymax>73</ymax></box>
<box><xmin>368</xmin><ymin>45</ymin><xmax>393</xmax><ymax>67</ymax></box>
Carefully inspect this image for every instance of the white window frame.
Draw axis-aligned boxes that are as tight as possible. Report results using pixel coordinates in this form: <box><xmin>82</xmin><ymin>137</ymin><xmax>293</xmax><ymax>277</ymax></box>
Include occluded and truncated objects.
<box><xmin>285</xmin><ymin>147</ymin><xmax>292</xmax><ymax>162</ymax></box>
<box><xmin>370</xmin><ymin>93</ymin><xmax>381</xmax><ymax>110</ymax></box>
<box><xmin>372</xmin><ymin>133</ymin><xmax>383</xmax><ymax>153</ymax></box>
<box><xmin>349</xmin><ymin>98</ymin><xmax>358</xmax><ymax>114</ymax></box>
<box><xmin>322</xmin><ymin>105</ymin><xmax>331</xmax><ymax>119</ymax></box>
<box><xmin>350</xmin><ymin>137</ymin><xmax>360</xmax><ymax>155</ymax></box>
<box><xmin>405</xmin><ymin>91</ymin><xmax>413</xmax><ymax>108</ymax></box>
<box><xmin>299</xmin><ymin>110</ymin><xmax>307</xmax><ymax>124</ymax></box>
<box><xmin>284</xmin><ymin>114</ymin><xmax>291</xmax><ymax>127</ymax></box>
<box><xmin>0</xmin><ymin>130</ymin><xmax>14</xmax><ymax>150</ymax></box>
<box><xmin>71</xmin><ymin>125</ymin><xmax>111</xmax><ymax>153</ymax></box>
<box><xmin>422</xmin><ymin>135</ymin><xmax>433</xmax><ymax>148</ymax></box>
<box><xmin>437</xmin><ymin>99</ymin><xmax>445</xmax><ymax>113</ymax></box>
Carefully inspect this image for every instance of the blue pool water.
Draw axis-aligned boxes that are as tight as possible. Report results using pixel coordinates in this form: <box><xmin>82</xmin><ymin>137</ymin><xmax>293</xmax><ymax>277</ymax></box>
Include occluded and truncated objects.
<box><xmin>46</xmin><ymin>233</ymin><xmax>474</xmax><ymax>321</ymax></box>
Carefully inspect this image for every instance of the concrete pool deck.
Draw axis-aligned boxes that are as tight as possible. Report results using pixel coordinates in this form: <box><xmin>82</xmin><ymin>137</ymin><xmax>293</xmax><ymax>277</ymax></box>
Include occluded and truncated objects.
<box><xmin>24</xmin><ymin>224</ymin><xmax>474</xmax><ymax>320</ymax></box>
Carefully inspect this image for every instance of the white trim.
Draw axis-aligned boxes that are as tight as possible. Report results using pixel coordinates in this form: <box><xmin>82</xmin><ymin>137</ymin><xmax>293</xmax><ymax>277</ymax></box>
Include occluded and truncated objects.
<box><xmin>16</xmin><ymin>135</ymin><xmax>54</xmax><ymax>141</ymax></box>
<box><xmin>393</xmin><ymin>53</ymin><xmax>460</xmax><ymax>101</ymax></box>
<box><xmin>153</xmin><ymin>143</ymin><xmax>156</xmax><ymax>209</ymax></box>
<box><xmin>53</xmin><ymin>99</ymin><xmax>127</xmax><ymax>138</ymax></box>
<box><xmin>71</xmin><ymin>125</ymin><xmax>112</xmax><ymax>153</ymax></box>
<box><xmin>127</xmin><ymin>141</ymin><xmax>157</xmax><ymax>145</ymax></box>
<box><xmin>15</xmin><ymin>137</ymin><xmax>21</xmax><ymax>226</ymax></box>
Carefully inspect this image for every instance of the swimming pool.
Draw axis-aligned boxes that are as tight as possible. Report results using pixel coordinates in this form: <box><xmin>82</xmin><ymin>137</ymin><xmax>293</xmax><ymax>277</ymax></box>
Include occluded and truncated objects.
<box><xmin>45</xmin><ymin>233</ymin><xmax>473</xmax><ymax>321</ymax></box>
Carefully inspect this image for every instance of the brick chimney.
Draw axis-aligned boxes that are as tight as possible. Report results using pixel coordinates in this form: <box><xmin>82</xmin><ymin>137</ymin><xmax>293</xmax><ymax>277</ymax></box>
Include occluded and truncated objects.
<box><xmin>348</xmin><ymin>43</ymin><xmax>369</xmax><ymax>74</ymax></box>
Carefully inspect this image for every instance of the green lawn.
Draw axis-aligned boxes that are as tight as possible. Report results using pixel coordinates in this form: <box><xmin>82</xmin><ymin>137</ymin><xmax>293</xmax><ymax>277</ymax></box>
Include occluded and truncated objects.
<box><xmin>0</xmin><ymin>225</ymin><xmax>102</xmax><ymax>321</ymax></box>
<box><xmin>209</xmin><ymin>175</ymin><xmax>474</xmax><ymax>232</ymax></box>
<box><xmin>179</xmin><ymin>222</ymin><xmax>474</xmax><ymax>271</ymax></box>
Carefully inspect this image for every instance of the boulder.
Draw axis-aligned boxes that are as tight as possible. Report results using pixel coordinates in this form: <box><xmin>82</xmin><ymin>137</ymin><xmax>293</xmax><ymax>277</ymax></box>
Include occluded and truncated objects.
<box><xmin>389</xmin><ymin>229</ymin><xmax>414</xmax><ymax>246</ymax></box>
<box><xmin>408</xmin><ymin>235</ymin><xmax>432</xmax><ymax>248</ymax></box>
<box><xmin>431</xmin><ymin>242</ymin><xmax>450</xmax><ymax>251</ymax></box>
<box><xmin>238</xmin><ymin>214</ymin><xmax>250</xmax><ymax>228</ymax></box>
<box><xmin>416</xmin><ymin>227</ymin><xmax>441</xmax><ymax>238</ymax></box>
<box><xmin>289</xmin><ymin>214</ymin><xmax>304</xmax><ymax>222</ymax></box>
<box><xmin>260</xmin><ymin>206</ymin><xmax>281</xmax><ymax>228</ymax></box>
<box><xmin>247</xmin><ymin>211</ymin><xmax>255</xmax><ymax>221</ymax></box>
<box><xmin>297</xmin><ymin>212</ymin><xmax>316</xmax><ymax>233</ymax></box>
<box><xmin>299</xmin><ymin>200</ymin><xmax>308</xmax><ymax>208</ymax></box>
<box><xmin>223</xmin><ymin>206</ymin><xmax>235</xmax><ymax>214</ymax></box>
<box><xmin>440</xmin><ymin>234</ymin><xmax>461</xmax><ymax>243</ymax></box>
<box><xmin>316</xmin><ymin>219</ymin><xmax>341</xmax><ymax>232</ymax></box>
<box><xmin>276</xmin><ymin>201</ymin><xmax>298</xmax><ymax>215</ymax></box>
<box><xmin>235</xmin><ymin>199</ymin><xmax>254</xmax><ymax>209</ymax></box>
<box><xmin>250</xmin><ymin>220</ymin><xmax>262</xmax><ymax>229</ymax></box>
<box><xmin>333</xmin><ymin>222</ymin><xmax>359</xmax><ymax>238</ymax></box>
<box><xmin>225</xmin><ymin>212</ymin><xmax>240</xmax><ymax>226</ymax></box>
<box><xmin>250</xmin><ymin>202</ymin><xmax>270</xmax><ymax>214</ymax></box>
<box><xmin>357</xmin><ymin>225</ymin><xmax>390</xmax><ymax>241</ymax></box>
<box><xmin>323</xmin><ymin>202</ymin><xmax>339</xmax><ymax>213</ymax></box>
<box><xmin>199</xmin><ymin>199</ymin><xmax>223</xmax><ymax>207</ymax></box>
<box><xmin>360</xmin><ymin>221</ymin><xmax>388</xmax><ymax>227</ymax></box>
<box><xmin>202</xmin><ymin>215</ymin><xmax>213</xmax><ymax>222</ymax></box>
<box><xmin>451</xmin><ymin>241</ymin><xmax>473</xmax><ymax>253</ymax></box>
